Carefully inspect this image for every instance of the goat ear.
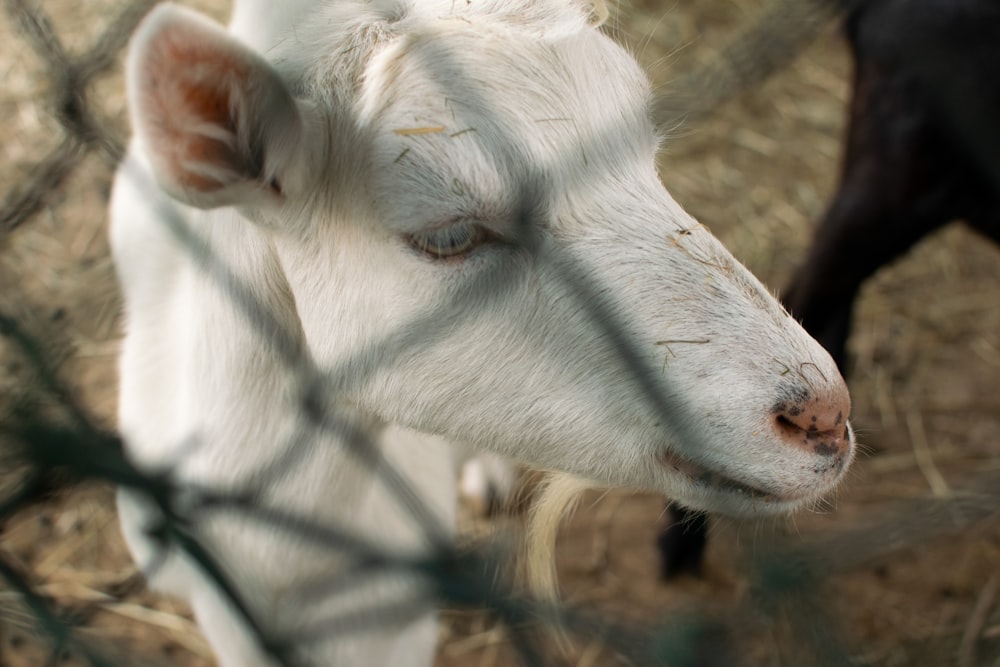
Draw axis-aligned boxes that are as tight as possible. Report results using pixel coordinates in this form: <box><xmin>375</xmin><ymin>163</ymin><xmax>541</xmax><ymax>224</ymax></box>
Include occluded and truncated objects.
<box><xmin>126</xmin><ymin>4</ymin><xmax>302</xmax><ymax>209</ymax></box>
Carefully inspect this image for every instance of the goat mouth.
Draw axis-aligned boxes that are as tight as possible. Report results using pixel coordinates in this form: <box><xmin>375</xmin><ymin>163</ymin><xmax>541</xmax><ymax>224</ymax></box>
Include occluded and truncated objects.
<box><xmin>657</xmin><ymin>450</ymin><xmax>782</xmax><ymax>503</ymax></box>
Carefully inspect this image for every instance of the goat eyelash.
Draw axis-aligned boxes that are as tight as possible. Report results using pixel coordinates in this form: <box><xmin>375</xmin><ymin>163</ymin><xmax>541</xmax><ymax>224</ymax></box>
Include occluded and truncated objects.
<box><xmin>406</xmin><ymin>221</ymin><xmax>497</xmax><ymax>260</ymax></box>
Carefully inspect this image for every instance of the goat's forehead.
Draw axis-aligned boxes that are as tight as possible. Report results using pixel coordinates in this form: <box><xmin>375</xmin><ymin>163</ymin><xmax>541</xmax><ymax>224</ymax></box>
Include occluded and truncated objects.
<box><xmin>356</xmin><ymin>21</ymin><xmax>655</xmax><ymax>203</ymax></box>
<box><xmin>364</xmin><ymin>21</ymin><xmax>649</xmax><ymax>133</ymax></box>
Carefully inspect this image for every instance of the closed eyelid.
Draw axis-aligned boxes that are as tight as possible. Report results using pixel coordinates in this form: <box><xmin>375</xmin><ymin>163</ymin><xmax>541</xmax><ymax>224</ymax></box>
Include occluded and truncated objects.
<box><xmin>422</xmin><ymin>215</ymin><xmax>473</xmax><ymax>232</ymax></box>
<box><xmin>406</xmin><ymin>219</ymin><xmax>502</xmax><ymax>260</ymax></box>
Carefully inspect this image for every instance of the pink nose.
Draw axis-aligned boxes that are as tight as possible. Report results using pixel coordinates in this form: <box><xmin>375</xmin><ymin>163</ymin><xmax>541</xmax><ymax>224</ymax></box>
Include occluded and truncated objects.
<box><xmin>772</xmin><ymin>383</ymin><xmax>852</xmax><ymax>458</ymax></box>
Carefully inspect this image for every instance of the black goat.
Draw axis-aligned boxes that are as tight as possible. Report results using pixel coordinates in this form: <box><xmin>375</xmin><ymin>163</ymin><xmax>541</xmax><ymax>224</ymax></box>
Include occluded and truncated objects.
<box><xmin>660</xmin><ymin>0</ymin><xmax>1000</xmax><ymax>579</ymax></box>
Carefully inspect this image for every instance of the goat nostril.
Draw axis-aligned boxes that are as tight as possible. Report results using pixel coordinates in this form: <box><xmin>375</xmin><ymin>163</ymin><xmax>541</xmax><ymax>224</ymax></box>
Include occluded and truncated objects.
<box><xmin>773</xmin><ymin>408</ymin><xmax>851</xmax><ymax>458</ymax></box>
<box><xmin>774</xmin><ymin>414</ymin><xmax>803</xmax><ymax>437</ymax></box>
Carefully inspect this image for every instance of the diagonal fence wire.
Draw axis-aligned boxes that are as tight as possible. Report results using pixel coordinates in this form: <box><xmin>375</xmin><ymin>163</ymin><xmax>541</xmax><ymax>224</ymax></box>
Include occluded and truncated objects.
<box><xmin>1</xmin><ymin>0</ymin><xmax>999</xmax><ymax>665</ymax></box>
<box><xmin>0</xmin><ymin>0</ymin><xmax>155</xmax><ymax>236</ymax></box>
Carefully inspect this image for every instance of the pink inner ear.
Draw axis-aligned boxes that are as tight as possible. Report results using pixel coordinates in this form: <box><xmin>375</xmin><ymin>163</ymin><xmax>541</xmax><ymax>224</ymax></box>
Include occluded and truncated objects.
<box><xmin>135</xmin><ymin>15</ymin><xmax>264</xmax><ymax>196</ymax></box>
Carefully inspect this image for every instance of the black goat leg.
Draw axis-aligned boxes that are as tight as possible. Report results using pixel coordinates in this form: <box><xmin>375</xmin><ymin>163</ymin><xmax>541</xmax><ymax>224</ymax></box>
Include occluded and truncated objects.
<box><xmin>658</xmin><ymin>503</ymin><xmax>709</xmax><ymax>579</ymax></box>
<box><xmin>782</xmin><ymin>52</ymin><xmax>959</xmax><ymax>371</ymax></box>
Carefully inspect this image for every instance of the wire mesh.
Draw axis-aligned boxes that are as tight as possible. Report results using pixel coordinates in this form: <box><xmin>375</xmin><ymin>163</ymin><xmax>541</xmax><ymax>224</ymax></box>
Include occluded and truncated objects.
<box><xmin>1</xmin><ymin>0</ymin><xmax>999</xmax><ymax>666</ymax></box>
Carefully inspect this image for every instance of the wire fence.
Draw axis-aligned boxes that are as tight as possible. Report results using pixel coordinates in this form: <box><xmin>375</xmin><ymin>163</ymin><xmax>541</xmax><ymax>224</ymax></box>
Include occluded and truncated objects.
<box><xmin>1</xmin><ymin>0</ymin><xmax>999</xmax><ymax>666</ymax></box>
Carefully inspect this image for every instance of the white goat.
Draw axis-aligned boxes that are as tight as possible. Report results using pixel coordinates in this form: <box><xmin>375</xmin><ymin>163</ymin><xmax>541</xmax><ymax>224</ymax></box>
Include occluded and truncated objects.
<box><xmin>110</xmin><ymin>1</ymin><xmax>855</xmax><ymax>665</ymax></box>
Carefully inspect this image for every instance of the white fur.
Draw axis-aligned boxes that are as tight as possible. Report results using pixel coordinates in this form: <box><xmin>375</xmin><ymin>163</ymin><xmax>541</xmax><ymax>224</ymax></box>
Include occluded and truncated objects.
<box><xmin>455</xmin><ymin>447</ymin><xmax>520</xmax><ymax>516</ymax></box>
<box><xmin>111</xmin><ymin>1</ymin><xmax>856</xmax><ymax>665</ymax></box>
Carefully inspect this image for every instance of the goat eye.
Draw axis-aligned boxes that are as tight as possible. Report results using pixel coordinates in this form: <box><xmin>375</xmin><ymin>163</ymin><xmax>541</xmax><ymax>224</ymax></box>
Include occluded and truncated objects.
<box><xmin>407</xmin><ymin>222</ymin><xmax>495</xmax><ymax>259</ymax></box>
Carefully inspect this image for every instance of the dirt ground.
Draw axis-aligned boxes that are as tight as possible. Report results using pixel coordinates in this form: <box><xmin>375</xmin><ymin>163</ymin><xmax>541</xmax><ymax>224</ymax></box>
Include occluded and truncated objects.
<box><xmin>1</xmin><ymin>1</ymin><xmax>999</xmax><ymax>666</ymax></box>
